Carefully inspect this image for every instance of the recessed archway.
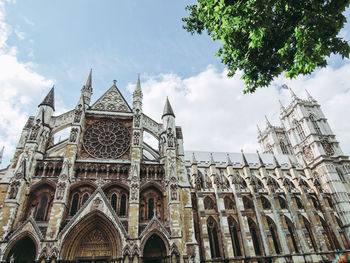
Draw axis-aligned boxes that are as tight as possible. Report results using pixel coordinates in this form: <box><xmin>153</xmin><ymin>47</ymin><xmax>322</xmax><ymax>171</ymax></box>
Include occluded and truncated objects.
<box><xmin>60</xmin><ymin>211</ymin><xmax>122</xmax><ymax>261</ymax></box>
<box><xmin>6</xmin><ymin>236</ymin><xmax>36</xmax><ymax>263</ymax></box>
<box><xmin>143</xmin><ymin>234</ymin><xmax>167</xmax><ymax>263</ymax></box>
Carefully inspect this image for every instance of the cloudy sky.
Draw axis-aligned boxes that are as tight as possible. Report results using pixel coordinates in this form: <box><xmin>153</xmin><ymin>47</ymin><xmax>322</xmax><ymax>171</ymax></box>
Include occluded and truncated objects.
<box><xmin>0</xmin><ymin>0</ymin><xmax>350</xmax><ymax>168</ymax></box>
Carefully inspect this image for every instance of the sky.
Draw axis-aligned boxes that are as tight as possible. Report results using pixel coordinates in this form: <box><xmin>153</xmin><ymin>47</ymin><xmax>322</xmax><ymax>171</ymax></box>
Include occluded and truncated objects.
<box><xmin>0</xmin><ymin>0</ymin><xmax>350</xmax><ymax>168</ymax></box>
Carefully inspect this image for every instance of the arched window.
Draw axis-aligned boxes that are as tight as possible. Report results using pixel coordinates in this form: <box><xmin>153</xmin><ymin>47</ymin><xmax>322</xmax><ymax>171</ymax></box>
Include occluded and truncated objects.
<box><xmin>70</xmin><ymin>193</ymin><xmax>79</xmax><ymax>216</ymax></box>
<box><xmin>81</xmin><ymin>193</ymin><xmax>89</xmax><ymax>206</ymax></box>
<box><xmin>319</xmin><ymin>216</ymin><xmax>341</xmax><ymax>250</ymax></box>
<box><xmin>204</xmin><ymin>196</ymin><xmax>215</xmax><ymax>210</ymax></box>
<box><xmin>207</xmin><ymin>217</ymin><xmax>221</xmax><ymax>258</ymax></box>
<box><xmin>228</xmin><ymin>217</ymin><xmax>242</xmax><ymax>257</ymax></box>
<box><xmin>36</xmin><ymin>195</ymin><xmax>48</xmax><ymax>221</ymax></box>
<box><xmin>148</xmin><ymin>197</ymin><xmax>154</xmax><ymax>219</ymax></box>
<box><xmin>303</xmin><ymin>217</ymin><xmax>317</xmax><ymax>251</ymax></box>
<box><xmin>294</xmin><ymin>120</ymin><xmax>306</xmax><ymax>141</ymax></box>
<box><xmin>295</xmin><ymin>197</ymin><xmax>304</xmax><ymax>209</ymax></box>
<box><xmin>120</xmin><ymin>194</ymin><xmax>127</xmax><ymax>216</ymax></box>
<box><xmin>243</xmin><ymin>196</ymin><xmax>254</xmax><ymax>210</ymax></box>
<box><xmin>111</xmin><ymin>193</ymin><xmax>117</xmax><ymax>212</ymax></box>
<box><xmin>267</xmin><ymin>217</ymin><xmax>281</xmax><ymax>254</ymax></box>
<box><xmin>280</xmin><ymin>141</ymin><xmax>289</xmax><ymax>154</ymax></box>
<box><xmin>278</xmin><ymin>196</ymin><xmax>287</xmax><ymax>209</ymax></box>
<box><xmin>224</xmin><ymin>196</ymin><xmax>235</xmax><ymax>210</ymax></box>
<box><xmin>311</xmin><ymin>196</ymin><xmax>321</xmax><ymax>210</ymax></box>
<box><xmin>261</xmin><ymin>196</ymin><xmax>271</xmax><ymax>209</ymax></box>
<box><xmin>310</xmin><ymin>115</ymin><xmax>321</xmax><ymax>134</ymax></box>
<box><xmin>284</xmin><ymin>216</ymin><xmax>299</xmax><ymax>253</ymax></box>
<box><xmin>248</xmin><ymin>218</ymin><xmax>263</xmax><ymax>256</ymax></box>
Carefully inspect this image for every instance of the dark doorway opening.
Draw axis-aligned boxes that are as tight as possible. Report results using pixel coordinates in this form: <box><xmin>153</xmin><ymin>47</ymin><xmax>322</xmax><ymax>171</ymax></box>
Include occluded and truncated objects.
<box><xmin>143</xmin><ymin>234</ymin><xmax>167</xmax><ymax>263</ymax></box>
<box><xmin>7</xmin><ymin>236</ymin><xmax>36</xmax><ymax>263</ymax></box>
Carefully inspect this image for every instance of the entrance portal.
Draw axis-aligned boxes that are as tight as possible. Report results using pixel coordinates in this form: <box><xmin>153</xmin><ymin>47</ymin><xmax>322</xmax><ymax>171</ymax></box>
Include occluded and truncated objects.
<box><xmin>143</xmin><ymin>234</ymin><xmax>167</xmax><ymax>263</ymax></box>
<box><xmin>6</xmin><ymin>236</ymin><xmax>36</xmax><ymax>263</ymax></box>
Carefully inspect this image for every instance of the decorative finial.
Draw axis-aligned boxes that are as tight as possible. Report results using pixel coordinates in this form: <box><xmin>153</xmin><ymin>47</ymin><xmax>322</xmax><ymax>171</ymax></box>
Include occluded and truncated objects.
<box><xmin>241</xmin><ymin>149</ymin><xmax>249</xmax><ymax>167</ymax></box>
<box><xmin>226</xmin><ymin>154</ymin><xmax>233</xmax><ymax>167</ymax></box>
<box><xmin>305</xmin><ymin>89</ymin><xmax>316</xmax><ymax>102</ymax></box>
<box><xmin>113</xmin><ymin>80</ymin><xmax>117</xmax><ymax>86</ymax></box>
<box><xmin>256</xmin><ymin>150</ymin><xmax>265</xmax><ymax>168</ymax></box>
<box><xmin>265</xmin><ymin>115</ymin><xmax>271</xmax><ymax>127</ymax></box>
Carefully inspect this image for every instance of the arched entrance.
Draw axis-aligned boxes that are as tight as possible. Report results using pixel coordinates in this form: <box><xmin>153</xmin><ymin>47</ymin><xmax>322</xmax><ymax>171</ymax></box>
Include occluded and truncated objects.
<box><xmin>143</xmin><ymin>234</ymin><xmax>167</xmax><ymax>263</ymax></box>
<box><xmin>61</xmin><ymin>211</ymin><xmax>121</xmax><ymax>261</ymax></box>
<box><xmin>6</xmin><ymin>236</ymin><xmax>36</xmax><ymax>263</ymax></box>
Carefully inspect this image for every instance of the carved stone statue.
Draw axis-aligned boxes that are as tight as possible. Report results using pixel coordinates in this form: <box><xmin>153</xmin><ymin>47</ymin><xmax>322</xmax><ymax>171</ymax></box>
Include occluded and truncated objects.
<box><xmin>29</xmin><ymin>119</ymin><xmax>41</xmax><ymax>140</ymax></box>
<box><xmin>74</xmin><ymin>104</ymin><xmax>83</xmax><ymax>123</ymax></box>
<box><xmin>69</xmin><ymin>128</ymin><xmax>79</xmax><ymax>143</ymax></box>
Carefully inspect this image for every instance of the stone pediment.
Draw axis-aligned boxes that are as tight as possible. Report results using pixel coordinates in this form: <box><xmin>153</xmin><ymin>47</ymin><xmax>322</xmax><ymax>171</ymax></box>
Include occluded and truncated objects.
<box><xmin>59</xmin><ymin>187</ymin><xmax>128</xmax><ymax>240</ymax></box>
<box><xmin>139</xmin><ymin>216</ymin><xmax>170</xmax><ymax>239</ymax></box>
<box><xmin>7</xmin><ymin>216</ymin><xmax>43</xmax><ymax>241</ymax></box>
<box><xmin>91</xmin><ymin>84</ymin><xmax>131</xmax><ymax>113</ymax></box>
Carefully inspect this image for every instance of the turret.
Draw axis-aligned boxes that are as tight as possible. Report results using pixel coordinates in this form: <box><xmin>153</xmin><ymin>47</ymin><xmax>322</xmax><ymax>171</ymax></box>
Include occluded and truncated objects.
<box><xmin>162</xmin><ymin>97</ymin><xmax>176</xmax><ymax>149</ymax></box>
<box><xmin>37</xmin><ymin>86</ymin><xmax>55</xmax><ymax>124</ymax></box>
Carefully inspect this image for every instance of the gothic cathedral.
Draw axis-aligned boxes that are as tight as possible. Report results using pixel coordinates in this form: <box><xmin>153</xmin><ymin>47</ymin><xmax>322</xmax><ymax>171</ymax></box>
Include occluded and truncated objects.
<box><xmin>0</xmin><ymin>72</ymin><xmax>349</xmax><ymax>263</ymax></box>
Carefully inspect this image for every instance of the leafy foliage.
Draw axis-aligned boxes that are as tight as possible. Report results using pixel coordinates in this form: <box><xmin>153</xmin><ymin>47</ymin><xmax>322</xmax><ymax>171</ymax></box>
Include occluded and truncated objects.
<box><xmin>183</xmin><ymin>0</ymin><xmax>350</xmax><ymax>93</ymax></box>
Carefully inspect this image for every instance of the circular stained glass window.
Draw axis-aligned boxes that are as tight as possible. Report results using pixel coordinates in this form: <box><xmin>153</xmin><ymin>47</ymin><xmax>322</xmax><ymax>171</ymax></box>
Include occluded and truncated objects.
<box><xmin>83</xmin><ymin>120</ymin><xmax>130</xmax><ymax>159</ymax></box>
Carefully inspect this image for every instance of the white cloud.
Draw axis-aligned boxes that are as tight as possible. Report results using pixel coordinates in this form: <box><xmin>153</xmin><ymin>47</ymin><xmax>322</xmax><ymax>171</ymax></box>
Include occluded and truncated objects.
<box><xmin>127</xmin><ymin>63</ymin><xmax>350</xmax><ymax>156</ymax></box>
<box><xmin>0</xmin><ymin>1</ymin><xmax>53</xmax><ymax>168</ymax></box>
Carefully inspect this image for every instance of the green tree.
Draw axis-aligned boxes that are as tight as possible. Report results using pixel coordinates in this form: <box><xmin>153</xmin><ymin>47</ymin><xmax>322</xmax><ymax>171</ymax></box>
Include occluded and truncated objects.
<box><xmin>183</xmin><ymin>0</ymin><xmax>350</xmax><ymax>93</ymax></box>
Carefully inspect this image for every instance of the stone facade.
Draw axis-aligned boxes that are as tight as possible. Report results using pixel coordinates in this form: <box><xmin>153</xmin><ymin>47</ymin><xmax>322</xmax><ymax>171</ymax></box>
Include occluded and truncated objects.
<box><xmin>0</xmin><ymin>73</ymin><xmax>349</xmax><ymax>263</ymax></box>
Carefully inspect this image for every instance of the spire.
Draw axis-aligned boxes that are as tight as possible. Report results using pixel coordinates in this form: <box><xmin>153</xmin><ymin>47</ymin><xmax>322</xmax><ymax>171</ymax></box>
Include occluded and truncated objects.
<box><xmin>256</xmin><ymin>150</ymin><xmax>265</xmax><ymax>168</ymax></box>
<box><xmin>162</xmin><ymin>97</ymin><xmax>175</xmax><ymax>118</ymax></box>
<box><xmin>273</xmin><ymin>154</ymin><xmax>280</xmax><ymax>168</ymax></box>
<box><xmin>265</xmin><ymin>115</ymin><xmax>271</xmax><ymax>127</ymax></box>
<box><xmin>39</xmin><ymin>86</ymin><xmax>55</xmax><ymax>110</ymax></box>
<box><xmin>241</xmin><ymin>149</ymin><xmax>249</xmax><ymax>167</ymax></box>
<box><xmin>133</xmin><ymin>74</ymin><xmax>143</xmax><ymax>100</ymax></box>
<box><xmin>191</xmin><ymin>152</ymin><xmax>197</xmax><ymax>165</ymax></box>
<box><xmin>226</xmin><ymin>154</ymin><xmax>233</xmax><ymax>167</ymax></box>
<box><xmin>288</xmin><ymin>86</ymin><xmax>298</xmax><ymax>101</ymax></box>
<box><xmin>257</xmin><ymin>124</ymin><xmax>262</xmax><ymax>136</ymax></box>
<box><xmin>305</xmin><ymin>89</ymin><xmax>316</xmax><ymax>102</ymax></box>
<box><xmin>0</xmin><ymin>146</ymin><xmax>3</xmax><ymax>164</ymax></box>
<box><xmin>85</xmin><ymin>69</ymin><xmax>92</xmax><ymax>88</ymax></box>
<box><xmin>209</xmin><ymin>153</ymin><xmax>215</xmax><ymax>166</ymax></box>
<box><xmin>279</xmin><ymin>100</ymin><xmax>286</xmax><ymax>112</ymax></box>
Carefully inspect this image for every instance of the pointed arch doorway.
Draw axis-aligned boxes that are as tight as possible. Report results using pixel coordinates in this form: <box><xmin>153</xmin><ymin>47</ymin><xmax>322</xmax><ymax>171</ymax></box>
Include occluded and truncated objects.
<box><xmin>143</xmin><ymin>234</ymin><xmax>167</xmax><ymax>263</ymax></box>
<box><xmin>61</xmin><ymin>211</ymin><xmax>122</xmax><ymax>262</ymax></box>
<box><xmin>5</xmin><ymin>236</ymin><xmax>36</xmax><ymax>263</ymax></box>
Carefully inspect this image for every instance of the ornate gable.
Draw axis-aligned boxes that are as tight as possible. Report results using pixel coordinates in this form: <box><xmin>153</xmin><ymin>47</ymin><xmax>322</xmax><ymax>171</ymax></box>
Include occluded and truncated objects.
<box><xmin>91</xmin><ymin>83</ymin><xmax>131</xmax><ymax>113</ymax></box>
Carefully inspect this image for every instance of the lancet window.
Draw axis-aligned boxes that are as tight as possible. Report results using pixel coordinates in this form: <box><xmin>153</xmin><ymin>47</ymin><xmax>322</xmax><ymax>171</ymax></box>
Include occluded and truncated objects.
<box><xmin>294</xmin><ymin>120</ymin><xmax>306</xmax><ymax>141</ymax></box>
<box><xmin>310</xmin><ymin>115</ymin><xmax>321</xmax><ymax>134</ymax></box>
<box><xmin>207</xmin><ymin>217</ymin><xmax>221</xmax><ymax>259</ymax></box>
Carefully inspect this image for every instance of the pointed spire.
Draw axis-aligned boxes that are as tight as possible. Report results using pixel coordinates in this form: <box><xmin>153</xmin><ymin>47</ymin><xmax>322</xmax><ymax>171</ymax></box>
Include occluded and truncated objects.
<box><xmin>162</xmin><ymin>97</ymin><xmax>175</xmax><ymax>118</ymax></box>
<box><xmin>265</xmin><ymin>115</ymin><xmax>272</xmax><ymax>127</ymax></box>
<box><xmin>191</xmin><ymin>152</ymin><xmax>197</xmax><ymax>165</ymax></box>
<box><xmin>39</xmin><ymin>86</ymin><xmax>55</xmax><ymax>110</ymax></box>
<box><xmin>133</xmin><ymin>74</ymin><xmax>143</xmax><ymax>100</ymax></box>
<box><xmin>241</xmin><ymin>149</ymin><xmax>249</xmax><ymax>167</ymax></box>
<box><xmin>85</xmin><ymin>69</ymin><xmax>92</xmax><ymax>88</ymax></box>
<box><xmin>305</xmin><ymin>89</ymin><xmax>316</xmax><ymax>102</ymax></box>
<box><xmin>273</xmin><ymin>154</ymin><xmax>280</xmax><ymax>168</ymax></box>
<box><xmin>0</xmin><ymin>146</ymin><xmax>3</xmax><ymax>164</ymax></box>
<box><xmin>256</xmin><ymin>150</ymin><xmax>265</xmax><ymax>168</ymax></box>
<box><xmin>288</xmin><ymin>86</ymin><xmax>298</xmax><ymax>101</ymax></box>
<box><xmin>279</xmin><ymin>100</ymin><xmax>286</xmax><ymax>112</ymax></box>
<box><xmin>209</xmin><ymin>153</ymin><xmax>215</xmax><ymax>166</ymax></box>
<box><xmin>226</xmin><ymin>154</ymin><xmax>233</xmax><ymax>167</ymax></box>
<box><xmin>257</xmin><ymin>124</ymin><xmax>262</xmax><ymax>136</ymax></box>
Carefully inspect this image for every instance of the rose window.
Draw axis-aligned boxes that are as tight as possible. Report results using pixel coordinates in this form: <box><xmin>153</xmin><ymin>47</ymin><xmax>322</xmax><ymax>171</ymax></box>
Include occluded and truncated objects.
<box><xmin>83</xmin><ymin>120</ymin><xmax>130</xmax><ymax>159</ymax></box>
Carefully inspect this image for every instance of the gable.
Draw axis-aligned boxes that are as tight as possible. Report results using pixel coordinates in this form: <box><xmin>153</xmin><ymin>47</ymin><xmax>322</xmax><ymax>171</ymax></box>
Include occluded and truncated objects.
<box><xmin>91</xmin><ymin>85</ymin><xmax>131</xmax><ymax>113</ymax></box>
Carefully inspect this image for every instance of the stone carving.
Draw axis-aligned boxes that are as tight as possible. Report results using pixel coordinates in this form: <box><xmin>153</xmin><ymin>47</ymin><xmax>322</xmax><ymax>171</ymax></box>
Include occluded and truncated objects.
<box><xmin>134</xmin><ymin>109</ymin><xmax>141</xmax><ymax>127</ymax></box>
<box><xmin>303</xmin><ymin>146</ymin><xmax>314</xmax><ymax>162</ymax></box>
<box><xmin>74</xmin><ymin>104</ymin><xmax>83</xmax><ymax>123</ymax></box>
<box><xmin>91</xmin><ymin>89</ymin><xmax>131</xmax><ymax>112</ymax></box>
<box><xmin>321</xmin><ymin>140</ymin><xmax>334</xmax><ymax>156</ymax></box>
<box><xmin>131</xmin><ymin>183</ymin><xmax>138</xmax><ymax>200</ymax></box>
<box><xmin>8</xmin><ymin>181</ymin><xmax>20</xmax><ymax>199</ymax></box>
<box><xmin>142</xmin><ymin>114</ymin><xmax>160</xmax><ymax>136</ymax></box>
<box><xmin>167</xmin><ymin>128</ymin><xmax>175</xmax><ymax>148</ymax></box>
<box><xmin>69</xmin><ymin>128</ymin><xmax>79</xmax><ymax>142</ymax></box>
<box><xmin>83</xmin><ymin>120</ymin><xmax>131</xmax><ymax>159</ymax></box>
<box><xmin>56</xmin><ymin>182</ymin><xmax>66</xmax><ymax>200</ymax></box>
<box><xmin>93</xmin><ymin>197</ymin><xmax>102</xmax><ymax>208</ymax></box>
<box><xmin>170</xmin><ymin>184</ymin><xmax>178</xmax><ymax>201</ymax></box>
<box><xmin>29</xmin><ymin>119</ymin><xmax>41</xmax><ymax>140</ymax></box>
<box><xmin>133</xmin><ymin>131</ymin><xmax>140</xmax><ymax>146</ymax></box>
<box><xmin>50</xmin><ymin>110</ymin><xmax>75</xmax><ymax>132</ymax></box>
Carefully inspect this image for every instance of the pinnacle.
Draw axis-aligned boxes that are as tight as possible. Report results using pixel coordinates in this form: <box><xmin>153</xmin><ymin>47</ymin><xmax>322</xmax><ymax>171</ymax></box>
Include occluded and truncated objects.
<box><xmin>133</xmin><ymin>74</ymin><xmax>143</xmax><ymax>98</ymax></box>
<box><xmin>162</xmin><ymin>97</ymin><xmax>175</xmax><ymax>118</ymax></box>
<box><xmin>256</xmin><ymin>150</ymin><xmax>265</xmax><ymax>168</ymax></box>
<box><xmin>191</xmin><ymin>152</ymin><xmax>197</xmax><ymax>165</ymax></box>
<box><xmin>241</xmin><ymin>149</ymin><xmax>249</xmax><ymax>167</ymax></box>
<box><xmin>265</xmin><ymin>115</ymin><xmax>271</xmax><ymax>127</ymax></box>
<box><xmin>39</xmin><ymin>86</ymin><xmax>55</xmax><ymax>110</ymax></box>
<box><xmin>226</xmin><ymin>154</ymin><xmax>233</xmax><ymax>167</ymax></box>
<box><xmin>85</xmin><ymin>69</ymin><xmax>92</xmax><ymax>88</ymax></box>
<box><xmin>209</xmin><ymin>153</ymin><xmax>215</xmax><ymax>166</ymax></box>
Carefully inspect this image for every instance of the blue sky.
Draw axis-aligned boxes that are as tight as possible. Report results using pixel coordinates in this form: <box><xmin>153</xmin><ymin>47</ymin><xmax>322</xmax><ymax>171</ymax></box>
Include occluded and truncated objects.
<box><xmin>1</xmin><ymin>1</ymin><xmax>350</xmax><ymax>168</ymax></box>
